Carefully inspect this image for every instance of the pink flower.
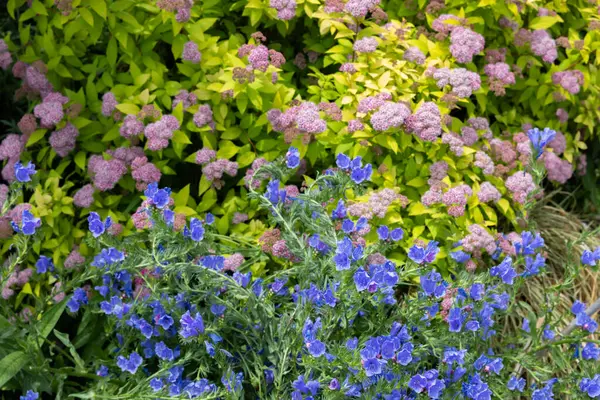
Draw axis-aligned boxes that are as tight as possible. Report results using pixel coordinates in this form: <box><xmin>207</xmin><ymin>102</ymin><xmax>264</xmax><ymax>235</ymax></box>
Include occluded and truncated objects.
<box><xmin>73</xmin><ymin>184</ymin><xmax>95</xmax><ymax>208</ymax></box>
<box><xmin>101</xmin><ymin>92</ymin><xmax>117</xmax><ymax>117</ymax></box>
<box><xmin>50</xmin><ymin>123</ymin><xmax>79</xmax><ymax>157</ymax></box>
<box><xmin>530</xmin><ymin>30</ymin><xmax>557</xmax><ymax>63</ymax></box>
<box><xmin>441</xmin><ymin>132</ymin><xmax>464</xmax><ymax>156</ymax></box>
<box><xmin>462</xmin><ymin>224</ymin><xmax>497</xmax><ymax>255</ymax></box>
<box><xmin>477</xmin><ymin>182</ymin><xmax>501</xmax><ymax>203</ymax></box>
<box><xmin>505</xmin><ymin>171</ymin><xmax>536</xmax><ymax>204</ymax></box>
<box><xmin>542</xmin><ymin>152</ymin><xmax>573</xmax><ymax>184</ymax></box>
<box><xmin>144</xmin><ymin>118</ymin><xmax>174</xmax><ymax>151</ymax></box>
<box><xmin>34</xmin><ymin>101</ymin><xmax>64</xmax><ymax>128</ymax></box>
<box><xmin>88</xmin><ymin>156</ymin><xmax>128</xmax><ymax>191</ymax></box>
<box><xmin>195</xmin><ymin>148</ymin><xmax>217</xmax><ymax>165</ymax></box>
<box><xmin>405</xmin><ymin>102</ymin><xmax>442</xmax><ymax>142</ymax></box>
<box><xmin>353</xmin><ymin>37</ymin><xmax>378</xmax><ymax>53</ymax></box>
<box><xmin>339</xmin><ymin>63</ymin><xmax>356</xmax><ymax>73</ymax></box>
<box><xmin>120</xmin><ymin>115</ymin><xmax>145</xmax><ymax>139</ymax></box>
<box><xmin>347</xmin><ymin>119</ymin><xmax>364</xmax><ymax>133</ymax></box>
<box><xmin>403</xmin><ymin>46</ymin><xmax>425</xmax><ymax>65</ymax></box>
<box><xmin>223</xmin><ymin>253</ymin><xmax>245</xmax><ymax>271</ymax></box>
<box><xmin>432</xmin><ymin>14</ymin><xmax>464</xmax><ymax>34</ymax></box>
<box><xmin>18</xmin><ymin>114</ymin><xmax>37</xmax><ymax>135</ymax></box>
<box><xmin>370</xmin><ymin>102</ymin><xmax>411</xmax><ymax>131</ymax></box>
<box><xmin>344</xmin><ymin>0</ymin><xmax>380</xmax><ymax>18</ymax></box>
<box><xmin>556</xmin><ymin>108</ymin><xmax>568</xmax><ymax>123</ymax></box>
<box><xmin>182</xmin><ymin>41</ymin><xmax>201</xmax><ymax>63</ymax></box>
<box><xmin>270</xmin><ymin>0</ymin><xmax>296</xmax><ymax>20</ymax></box>
<box><xmin>0</xmin><ymin>134</ymin><xmax>25</xmax><ymax>161</ymax></box>
<box><xmin>474</xmin><ymin>151</ymin><xmax>495</xmax><ymax>175</ymax></box>
<box><xmin>193</xmin><ymin>105</ymin><xmax>214</xmax><ymax>128</ymax></box>
<box><xmin>131</xmin><ymin>157</ymin><xmax>162</xmax><ymax>191</ymax></box>
<box><xmin>548</xmin><ymin>131</ymin><xmax>566</xmax><ymax>155</ymax></box>
<box><xmin>449</xmin><ymin>27</ymin><xmax>485</xmax><ymax>63</ymax></box>
<box><xmin>232</xmin><ymin>212</ymin><xmax>248</xmax><ymax>224</ymax></box>
<box><xmin>552</xmin><ymin>70</ymin><xmax>584</xmax><ymax>94</ymax></box>
<box><xmin>433</xmin><ymin>68</ymin><xmax>481</xmax><ymax>98</ymax></box>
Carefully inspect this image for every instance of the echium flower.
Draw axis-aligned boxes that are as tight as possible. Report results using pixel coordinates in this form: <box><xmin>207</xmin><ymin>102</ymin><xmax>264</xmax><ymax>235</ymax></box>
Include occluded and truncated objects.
<box><xmin>14</xmin><ymin>161</ymin><xmax>36</xmax><ymax>182</ymax></box>
<box><xmin>335</xmin><ymin>154</ymin><xmax>372</xmax><ymax>184</ymax></box>
<box><xmin>286</xmin><ymin>146</ymin><xmax>300</xmax><ymax>168</ymax></box>
<box><xmin>144</xmin><ymin>182</ymin><xmax>171</xmax><ymax>209</ymax></box>
<box><xmin>88</xmin><ymin>212</ymin><xmax>112</xmax><ymax>238</ymax></box>
<box><xmin>11</xmin><ymin>209</ymin><xmax>41</xmax><ymax>235</ymax></box>
<box><xmin>408</xmin><ymin>241</ymin><xmax>439</xmax><ymax>264</ymax></box>
<box><xmin>183</xmin><ymin>218</ymin><xmax>205</xmax><ymax>242</ymax></box>
<box><xmin>527</xmin><ymin>127</ymin><xmax>556</xmax><ymax>159</ymax></box>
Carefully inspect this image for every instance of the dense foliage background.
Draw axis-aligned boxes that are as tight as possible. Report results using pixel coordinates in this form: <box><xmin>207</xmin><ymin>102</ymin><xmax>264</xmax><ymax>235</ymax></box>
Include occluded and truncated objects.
<box><xmin>1</xmin><ymin>0</ymin><xmax>600</xmax><ymax>398</ymax></box>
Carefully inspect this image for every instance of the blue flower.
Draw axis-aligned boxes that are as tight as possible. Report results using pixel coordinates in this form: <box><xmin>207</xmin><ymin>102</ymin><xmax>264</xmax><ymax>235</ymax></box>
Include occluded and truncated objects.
<box><xmin>205</xmin><ymin>212</ymin><xmax>215</xmax><ymax>225</ymax></box>
<box><xmin>522</xmin><ymin>318</ymin><xmax>530</xmax><ymax>333</ymax></box>
<box><xmin>155</xmin><ymin>341</ymin><xmax>175</xmax><ymax>361</ymax></box>
<box><xmin>490</xmin><ymin>257</ymin><xmax>517</xmax><ymax>285</ymax></box>
<box><xmin>116</xmin><ymin>352</ymin><xmax>143</xmax><ymax>374</ymax></box>
<box><xmin>183</xmin><ymin>218</ymin><xmax>204</xmax><ymax>242</ymax></box>
<box><xmin>448</xmin><ymin>308</ymin><xmax>465</xmax><ymax>332</ymax></box>
<box><xmin>377</xmin><ymin>225</ymin><xmax>389</xmax><ymax>240</ymax></box>
<box><xmin>67</xmin><ymin>288</ymin><xmax>88</xmax><ymax>313</ymax></box>
<box><xmin>150</xmin><ymin>378</ymin><xmax>164</xmax><ymax>392</ymax></box>
<box><xmin>14</xmin><ymin>161</ymin><xmax>36</xmax><ymax>182</ymax></box>
<box><xmin>91</xmin><ymin>247</ymin><xmax>125</xmax><ymax>268</ymax></box>
<box><xmin>307</xmin><ymin>339</ymin><xmax>326</xmax><ymax>357</ymax></box>
<box><xmin>350</xmin><ymin>167</ymin><xmax>366</xmax><ymax>184</ymax></box>
<box><xmin>346</xmin><ymin>337</ymin><xmax>358</xmax><ymax>350</ymax></box>
<box><xmin>286</xmin><ymin>147</ymin><xmax>301</xmax><ymax>168</ymax></box>
<box><xmin>152</xmin><ymin>188</ymin><xmax>171</xmax><ymax>209</ymax></box>
<box><xmin>527</xmin><ymin>127</ymin><xmax>556</xmax><ymax>159</ymax></box>
<box><xmin>20</xmin><ymin>390</ymin><xmax>39</xmax><ymax>400</ymax></box>
<box><xmin>100</xmin><ymin>296</ymin><xmax>131</xmax><ymax>319</ymax></box>
<box><xmin>329</xmin><ymin>378</ymin><xmax>340</xmax><ymax>390</ymax></box>
<box><xmin>532</xmin><ymin>379</ymin><xmax>557</xmax><ymax>400</ymax></box>
<box><xmin>265</xmin><ymin>179</ymin><xmax>286</xmax><ymax>205</ymax></box>
<box><xmin>88</xmin><ymin>212</ymin><xmax>112</xmax><ymax>238</ymax></box>
<box><xmin>580</xmin><ymin>375</ymin><xmax>600</xmax><ymax>398</ymax></box>
<box><xmin>96</xmin><ymin>365</ymin><xmax>109</xmax><ymax>377</ymax></box>
<box><xmin>450</xmin><ymin>250</ymin><xmax>471</xmax><ymax>263</ymax></box>
<box><xmin>408</xmin><ymin>241</ymin><xmax>439</xmax><ymax>264</ymax></box>
<box><xmin>420</xmin><ymin>271</ymin><xmax>446</xmax><ymax>298</ymax></box>
<box><xmin>157</xmin><ymin>314</ymin><xmax>174</xmax><ymax>330</ymax></box>
<box><xmin>443</xmin><ymin>348</ymin><xmax>467</xmax><ymax>365</ymax></box>
<box><xmin>222</xmin><ymin>371</ymin><xmax>244</xmax><ymax>392</ymax></box>
<box><xmin>582</xmin><ymin>248</ymin><xmax>600</xmax><ymax>266</ymax></box>
<box><xmin>210</xmin><ymin>304</ymin><xmax>226</xmax><ymax>317</ymax></box>
<box><xmin>408</xmin><ymin>374</ymin><xmax>427</xmax><ymax>393</ymax></box>
<box><xmin>35</xmin><ymin>255</ymin><xmax>54</xmax><ymax>274</ymax></box>
<box><xmin>354</xmin><ymin>268</ymin><xmax>370</xmax><ymax>291</ymax></box>
<box><xmin>390</xmin><ymin>228</ymin><xmax>403</xmax><ymax>241</ymax></box>
<box><xmin>462</xmin><ymin>373</ymin><xmax>492</xmax><ymax>400</ymax></box>
<box><xmin>342</xmin><ymin>219</ymin><xmax>355</xmax><ymax>233</ymax></box>
<box><xmin>12</xmin><ymin>210</ymin><xmax>41</xmax><ymax>235</ymax></box>
<box><xmin>336</xmin><ymin>153</ymin><xmax>351</xmax><ymax>169</ymax></box>
<box><xmin>469</xmin><ymin>283</ymin><xmax>485</xmax><ymax>301</ymax></box>
<box><xmin>507</xmin><ymin>375</ymin><xmax>526</xmax><ymax>392</ymax></box>
<box><xmin>522</xmin><ymin>254</ymin><xmax>546</xmax><ymax>277</ymax></box>
<box><xmin>363</xmin><ymin>358</ymin><xmax>384</xmax><ymax>377</ymax></box>
<box><xmin>543</xmin><ymin>325</ymin><xmax>555</xmax><ymax>340</ymax></box>
<box><xmin>582</xmin><ymin>343</ymin><xmax>600</xmax><ymax>360</ymax></box>
<box><xmin>292</xmin><ymin>375</ymin><xmax>320</xmax><ymax>396</ymax></box>
<box><xmin>515</xmin><ymin>231</ymin><xmax>544</xmax><ymax>255</ymax></box>
<box><xmin>332</xmin><ymin>200</ymin><xmax>347</xmax><ymax>219</ymax></box>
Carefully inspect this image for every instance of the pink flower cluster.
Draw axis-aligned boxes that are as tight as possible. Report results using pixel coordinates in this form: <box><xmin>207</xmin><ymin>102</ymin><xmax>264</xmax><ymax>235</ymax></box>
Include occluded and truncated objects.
<box><xmin>50</xmin><ymin>123</ymin><xmax>79</xmax><ymax>157</ymax></box>
<box><xmin>477</xmin><ymin>182</ymin><xmax>501</xmax><ymax>203</ymax></box>
<box><xmin>88</xmin><ymin>155</ymin><xmax>128</xmax><ymax>191</ymax></box>
<box><xmin>505</xmin><ymin>171</ymin><xmax>536</xmax><ymax>204</ymax></box>
<box><xmin>107</xmin><ymin>146</ymin><xmax>146</xmax><ymax>166</ymax></box>
<box><xmin>131</xmin><ymin>156</ymin><xmax>162</xmax><ymax>191</ymax></box>
<box><xmin>462</xmin><ymin>224</ymin><xmax>497</xmax><ymax>255</ymax></box>
<box><xmin>0</xmin><ymin>134</ymin><xmax>27</xmax><ymax>182</ymax></box>
<box><xmin>347</xmin><ymin>188</ymin><xmax>407</xmax><ymax>219</ymax></box>
<box><xmin>429</xmin><ymin>161</ymin><xmax>448</xmax><ymax>183</ymax></box>
<box><xmin>433</xmin><ymin>68</ymin><xmax>481</xmax><ymax>98</ymax></box>
<box><xmin>339</xmin><ymin>63</ymin><xmax>356</xmax><ymax>73</ymax></box>
<box><xmin>344</xmin><ymin>0</ymin><xmax>381</xmax><ymax>17</ymax></box>
<box><xmin>552</xmin><ymin>70</ymin><xmax>584</xmax><ymax>94</ymax></box>
<box><xmin>156</xmin><ymin>0</ymin><xmax>193</xmax><ymax>22</ymax></box>
<box><xmin>244</xmin><ymin>157</ymin><xmax>269</xmax><ymax>189</ymax></box>
<box><xmin>102</xmin><ymin>92</ymin><xmax>117</xmax><ymax>117</ymax></box>
<box><xmin>357</xmin><ymin>92</ymin><xmax>391</xmax><ymax>114</ymax></box>
<box><xmin>173</xmin><ymin>90</ymin><xmax>197</xmax><ymax>109</ymax></box>
<box><xmin>202</xmin><ymin>159</ymin><xmax>239</xmax><ymax>188</ymax></box>
<box><xmin>182</xmin><ymin>41</ymin><xmax>201</xmax><ymax>63</ymax></box>
<box><xmin>449</xmin><ymin>27</ymin><xmax>485</xmax><ymax>63</ymax></box>
<box><xmin>145</xmin><ymin>115</ymin><xmax>180</xmax><ymax>150</ymax></box>
<box><xmin>542</xmin><ymin>151</ymin><xmax>573</xmax><ymax>184</ymax></box>
<box><xmin>18</xmin><ymin>114</ymin><xmax>37</xmax><ymax>135</ymax></box>
<box><xmin>223</xmin><ymin>253</ymin><xmax>245</xmax><ymax>271</ymax></box>
<box><xmin>120</xmin><ymin>115</ymin><xmax>145</xmax><ymax>139</ymax></box>
<box><xmin>474</xmin><ymin>151</ymin><xmax>495</xmax><ymax>175</ymax></box>
<box><xmin>530</xmin><ymin>30</ymin><xmax>557</xmax><ymax>63</ymax></box>
<box><xmin>268</xmin><ymin>102</ymin><xmax>327</xmax><ymax>135</ymax></box>
<box><xmin>484</xmin><ymin>63</ymin><xmax>515</xmax><ymax>96</ymax></box>
<box><xmin>73</xmin><ymin>184</ymin><xmax>95</xmax><ymax>208</ymax></box>
<box><xmin>193</xmin><ymin>105</ymin><xmax>215</xmax><ymax>130</ymax></box>
<box><xmin>353</xmin><ymin>37</ymin><xmax>378</xmax><ymax>53</ymax></box>
<box><xmin>270</xmin><ymin>0</ymin><xmax>296</xmax><ymax>20</ymax></box>
<box><xmin>239</xmin><ymin>44</ymin><xmax>286</xmax><ymax>72</ymax></box>
<box><xmin>441</xmin><ymin>132</ymin><xmax>465</xmax><ymax>157</ymax></box>
<box><xmin>441</xmin><ymin>184</ymin><xmax>472</xmax><ymax>217</ymax></box>
<box><xmin>195</xmin><ymin>148</ymin><xmax>217</xmax><ymax>165</ymax></box>
<box><xmin>21</xmin><ymin>63</ymin><xmax>54</xmax><ymax>99</ymax></box>
<box><xmin>0</xmin><ymin>40</ymin><xmax>12</xmax><ymax>70</ymax></box>
<box><xmin>432</xmin><ymin>14</ymin><xmax>464</xmax><ymax>35</ymax></box>
<box><xmin>403</xmin><ymin>47</ymin><xmax>426</xmax><ymax>65</ymax></box>
<box><xmin>34</xmin><ymin>92</ymin><xmax>68</xmax><ymax>128</ymax></box>
<box><xmin>232</xmin><ymin>212</ymin><xmax>249</xmax><ymax>224</ymax></box>
<box><xmin>405</xmin><ymin>102</ymin><xmax>442</xmax><ymax>142</ymax></box>
<box><xmin>347</xmin><ymin>119</ymin><xmax>364</xmax><ymax>133</ymax></box>
<box><xmin>467</xmin><ymin>117</ymin><xmax>492</xmax><ymax>139</ymax></box>
<box><xmin>319</xmin><ymin>102</ymin><xmax>342</xmax><ymax>121</ymax></box>
<box><xmin>556</xmin><ymin>108</ymin><xmax>568</xmax><ymax>123</ymax></box>
<box><xmin>64</xmin><ymin>248</ymin><xmax>85</xmax><ymax>269</ymax></box>
<box><xmin>2</xmin><ymin>267</ymin><xmax>33</xmax><ymax>299</ymax></box>
<box><xmin>370</xmin><ymin>102</ymin><xmax>411</xmax><ymax>131</ymax></box>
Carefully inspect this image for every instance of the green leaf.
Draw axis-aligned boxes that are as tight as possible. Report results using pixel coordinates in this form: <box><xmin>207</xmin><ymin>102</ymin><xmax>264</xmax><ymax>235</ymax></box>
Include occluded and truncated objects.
<box><xmin>80</xmin><ymin>8</ymin><xmax>95</xmax><ymax>26</ymax></box>
<box><xmin>37</xmin><ymin>300</ymin><xmax>67</xmax><ymax>346</ymax></box>
<box><xmin>90</xmin><ymin>0</ymin><xmax>107</xmax><ymax>18</ymax></box>
<box><xmin>26</xmin><ymin>129</ymin><xmax>46</xmax><ymax>147</ymax></box>
<box><xmin>236</xmin><ymin>94</ymin><xmax>248</xmax><ymax>114</ymax></box>
<box><xmin>115</xmin><ymin>103</ymin><xmax>140</xmax><ymax>115</ymax></box>
<box><xmin>107</xmin><ymin>37</ymin><xmax>117</xmax><ymax>68</ymax></box>
<box><xmin>529</xmin><ymin>16</ymin><xmax>561</xmax><ymax>30</ymax></box>
<box><xmin>0</xmin><ymin>352</ymin><xmax>29</xmax><ymax>387</ymax></box>
<box><xmin>497</xmin><ymin>198</ymin><xmax>510</xmax><ymax>214</ymax></box>
<box><xmin>172</xmin><ymin>130</ymin><xmax>192</xmax><ymax>144</ymax></box>
<box><xmin>174</xmin><ymin>184</ymin><xmax>190</xmax><ymax>206</ymax></box>
<box><xmin>53</xmin><ymin>330</ymin><xmax>86</xmax><ymax>371</ymax></box>
<box><xmin>406</xmin><ymin>177</ymin><xmax>426</xmax><ymax>188</ymax></box>
<box><xmin>198</xmin><ymin>175</ymin><xmax>211</xmax><ymax>196</ymax></box>
<box><xmin>197</xmin><ymin>188</ymin><xmax>217</xmax><ymax>212</ymax></box>
<box><xmin>216</xmin><ymin>141</ymin><xmax>239</xmax><ymax>159</ymax></box>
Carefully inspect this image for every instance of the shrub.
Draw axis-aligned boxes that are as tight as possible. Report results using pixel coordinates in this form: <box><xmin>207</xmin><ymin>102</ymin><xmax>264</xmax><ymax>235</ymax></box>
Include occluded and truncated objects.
<box><xmin>1</xmin><ymin>0</ymin><xmax>592</xmax><ymax>274</ymax></box>
<box><xmin>1</xmin><ymin>149</ymin><xmax>600</xmax><ymax>399</ymax></box>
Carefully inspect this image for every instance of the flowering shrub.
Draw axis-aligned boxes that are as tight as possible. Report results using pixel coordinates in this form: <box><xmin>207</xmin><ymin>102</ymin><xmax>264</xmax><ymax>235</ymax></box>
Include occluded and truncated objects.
<box><xmin>1</xmin><ymin>0</ymin><xmax>594</xmax><ymax>273</ymax></box>
<box><xmin>1</xmin><ymin>150</ymin><xmax>600</xmax><ymax>399</ymax></box>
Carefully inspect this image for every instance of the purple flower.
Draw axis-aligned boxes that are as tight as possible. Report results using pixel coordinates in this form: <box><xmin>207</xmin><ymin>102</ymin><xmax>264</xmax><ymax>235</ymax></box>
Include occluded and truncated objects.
<box><xmin>210</xmin><ymin>304</ymin><xmax>226</xmax><ymax>317</ymax></box>
<box><xmin>183</xmin><ymin>218</ymin><xmax>205</xmax><ymax>242</ymax></box>
<box><xmin>96</xmin><ymin>365</ymin><xmax>109</xmax><ymax>377</ymax></box>
<box><xmin>515</xmin><ymin>231</ymin><xmax>544</xmax><ymax>255</ymax></box>
<box><xmin>307</xmin><ymin>339</ymin><xmax>326</xmax><ymax>357</ymax></box>
<box><xmin>377</xmin><ymin>225</ymin><xmax>389</xmax><ymax>240</ymax></box>
<box><xmin>155</xmin><ymin>341</ymin><xmax>175</xmax><ymax>361</ymax></box>
<box><xmin>408</xmin><ymin>374</ymin><xmax>427</xmax><ymax>393</ymax></box>
<box><xmin>420</xmin><ymin>271</ymin><xmax>446</xmax><ymax>298</ymax></box>
<box><xmin>448</xmin><ymin>308</ymin><xmax>465</xmax><ymax>332</ymax></box>
<box><xmin>100</xmin><ymin>296</ymin><xmax>131</xmax><ymax>319</ymax></box>
<box><xmin>527</xmin><ymin>127</ymin><xmax>556</xmax><ymax>159</ymax></box>
<box><xmin>408</xmin><ymin>241</ymin><xmax>440</xmax><ymax>264</ymax></box>
<box><xmin>543</xmin><ymin>325</ymin><xmax>555</xmax><ymax>340</ymax></box>
<box><xmin>450</xmin><ymin>250</ymin><xmax>471</xmax><ymax>263</ymax></box>
<box><xmin>332</xmin><ymin>200</ymin><xmax>347</xmax><ymax>219</ymax></box>
<box><xmin>67</xmin><ymin>288</ymin><xmax>88</xmax><ymax>312</ymax></box>
<box><xmin>116</xmin><ymin>352</ymin><xmax>143</xmax><ymax>374</ymax></box>
<box><xmin>507</xmin><ymin>375</ymin><xmax>526</xmax><ymax>392</ymax></box>
<box><xmin>20</xmin><ymin>391</ymin><xmax>39</xmax><ymax>400</ymax></box>
<box><xmin>390</xmin><ymin>228</ymin><xmax>404</xmax><ymax>241</ymax></box>
<box><xmin>582</xmin><ymin>249</ymin><xmax>599</xmax><ymax>266</ymax></box>
<box><xmin>354</xmin><ymin>268</ymin><xmax>370</xmax><ymax>291</ymax></box>
<box><xmin>14</xmin><ymin>161</ymin><xmax>36</xmax><ymax>182</ymax></box>
<box><xmin>150</xmin><ymin>378</ymin><xmax>164</xmax><ymax>392</ymax></box>
<box><xmin>490</xmin><ymin>257</ymin><xmax>517</xmax><ymax>285</ymax></box>
<box><xmin>286</xmin><ymin>147</ymin><xmax>300</xmax><ymax>168</ymax></box>
<box><xmin>152</xmin><ymin>188</ymin><xmax>171</xmax><ymax>209</ymax></box>
<box><xmin>582</xmin><ymin>343</ymin><xmax>600</xmax><ymax>360</ymax></box>
<box><xmin>363</xmin><ymin>358</ymin><xmax>384</xmax><ymax>377</ymax></box>
<box><xmin>12</xmin><ymin>210</ymin><xmax>41</xmax><ymax>235</ymax></box>
<box><xmin>580</xmin><ymin>375</ymin><xmax>600</xmax><ymax>398</ymax></box>
<box><xmin>35</xmin><ymin>255</ymin><xmax>54</xmax><ymax>273</ymax></box>
<box><xmin>88</xmin><ymin>212</ymin><xmax>112</xmax><ymax>238</ymax></box>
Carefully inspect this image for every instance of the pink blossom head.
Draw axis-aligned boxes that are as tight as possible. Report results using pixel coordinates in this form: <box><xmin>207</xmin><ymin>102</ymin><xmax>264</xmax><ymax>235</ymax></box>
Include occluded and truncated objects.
<box><xmin>182</xmin><ymin>41</ymin><xmax>201</xmax><ymax>63</ymax></box>
<box><xmin>405</xmin><ymin>102</ymin><xmax>442</xmax><ymax>142</ymax></box>
<box><xmin>403</xmin><ymin>46</ymin><xmax>425</xmax><ymax>65</ymax></box>
<box><xmin>556</xmin><ymin>108</ymin><xmax>568</xmax><ymax>123</ymax></box>
<box><xmin>270</xmin><ymin>0</ymin><xmax>296</xmax><ymax>20</ymax></box>
<box><xmin>347</xmin><ymin>119</ymin><xmax>364</xmax><ymax>133</ymax></box>
<box><xmin>18</xmin><ymin>114</ymin><xmax>37</xmax><ymax>135</ymax></box>
<box><xmin>542</xmin><ymin>151</ymin><xmax>573</xmax><ymax>184</ymax></box>
<box><xmin>344</xmin><ymin>0</ymin><xmax>381</xmax><ymax>18</ymax></box>
<box><xmin>73</xmin><ymin>184</ymin><xmax>95</xmax><ymax>208</ymax></box>
<box><xmin>505</xmin><ymin>171</ymin><xmax>536</xmax><ymax>204</ymax></box>
<box><xmin>101</xmin><ymin>92</ymin><xmax>117</xmax><ymax>117</ymax></box>
<box><xmin>34</xmin><ymin>101</ymin><xmax>63</xmax><ymax>128</ymax></box>
<box><xmin>120</xmin><ymin>114</ymin><xmax>145</xmax><ymax>139</ymax></box>
<box><xmin>530</xmin><ymin>30</ymin><xmax>557</xmax><ymax>63</ymax></box>
<box><xmin>195</xmin><ymin>148</ymin><xmax>217</xmax><ymax>165</ymax></box>
<box><xmin>353</xmin><ymin>37</ymin><xmax>378</xmax><ymax>53</ymax></box>
<box><xmin>370</xmin><ymin>102</ymin><xmax>411</xmax><ymax>131</ymax></box>
<box><xmin>193</xmin><ymin>105</ymin><xmax>214</xmax><ymax>128</ymax></box>
<box><xmin>0</xmin><ymin>134</ymin><xmax>25</xmax><ymax>161</ymax></box>
<box><xmin>477</xmin><ymin>182</ymin><xmax>501</xmax><ymax>203</ymax></box>
<box><xmin>449</xmin><ymin>27</ymin><xmax>485</xmax><ymax>63</ymax></box>
<box><xmin>50</xmin><ymin>123</ymin><xmax>79</xmax><ymax>157</ymax></box>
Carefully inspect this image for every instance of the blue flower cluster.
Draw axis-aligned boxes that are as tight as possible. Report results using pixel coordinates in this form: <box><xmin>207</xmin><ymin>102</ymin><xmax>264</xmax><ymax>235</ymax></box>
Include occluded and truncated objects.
<box><xmin>336</xmin><ymin>153</ymin><xmax>373</xmax><ymax>184</ymax></box>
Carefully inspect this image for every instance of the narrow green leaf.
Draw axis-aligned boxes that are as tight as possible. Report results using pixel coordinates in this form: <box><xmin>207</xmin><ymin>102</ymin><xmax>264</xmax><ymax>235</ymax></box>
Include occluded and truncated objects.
<box><xmin>37</xmin><ymin>300</ymin><xmax>67</xmax><ymax>346</ymax></box>
<box><xmin>0</xmin><ymin>351</ymin><xmax>29</xmax><ymax>387</ymax></box>
<box><xmin>53</xmin><ymin>330</ymin><xmax>86</xmax><ymax>371</ymax></box>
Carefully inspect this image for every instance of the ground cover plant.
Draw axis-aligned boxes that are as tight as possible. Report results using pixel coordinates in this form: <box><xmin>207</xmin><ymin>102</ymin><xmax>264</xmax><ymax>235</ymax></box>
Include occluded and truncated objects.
<box><xmin>1</xmin><ymin>0</ymin><xmax>600</xmax><ymax>399</ymax></box>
